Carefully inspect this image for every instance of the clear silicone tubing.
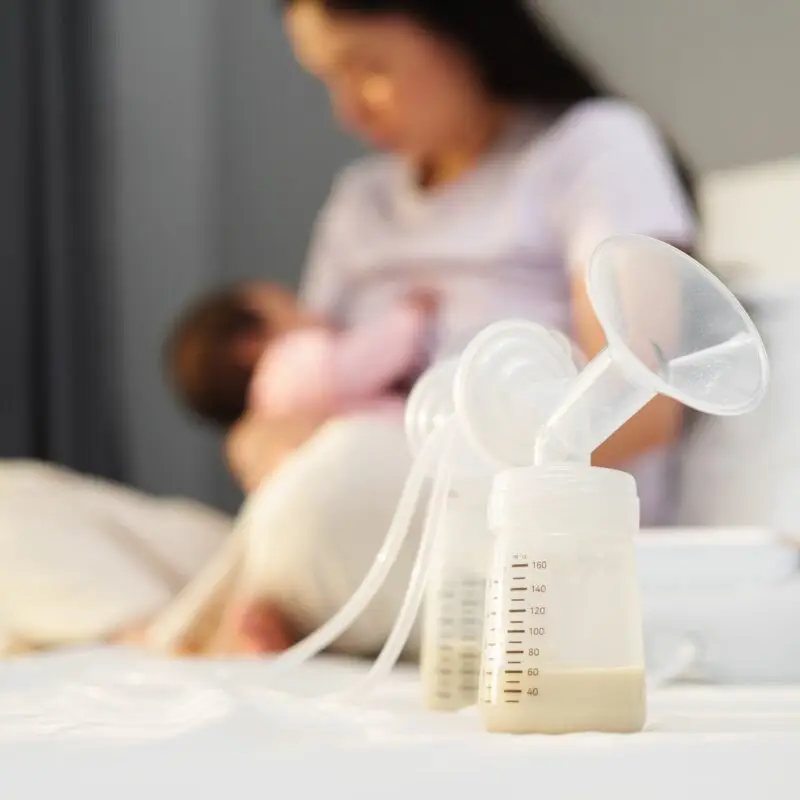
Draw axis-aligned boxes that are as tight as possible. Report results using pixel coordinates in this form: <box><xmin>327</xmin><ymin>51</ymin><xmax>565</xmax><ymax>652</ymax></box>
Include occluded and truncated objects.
<box><xmin>143</xmin><ymin>495</ymin><xmax>258</xmax><ymax>650</ymax></box>
<box><xmin>262</xmin><ymin>423</ymin><xmax>449</xmax><ymax>674</ymax></box>
<box><xmin>335</xmin><ymin>419</ymin><xmax>457</xmax><ymax>701</ymax></box>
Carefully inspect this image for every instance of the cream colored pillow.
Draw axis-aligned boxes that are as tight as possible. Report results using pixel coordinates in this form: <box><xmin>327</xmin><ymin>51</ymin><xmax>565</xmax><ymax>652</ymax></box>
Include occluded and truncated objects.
<box><xmin>0</xmin><ymin>461</ymin><xmax>231</xmax><ymax>650</ymax></box>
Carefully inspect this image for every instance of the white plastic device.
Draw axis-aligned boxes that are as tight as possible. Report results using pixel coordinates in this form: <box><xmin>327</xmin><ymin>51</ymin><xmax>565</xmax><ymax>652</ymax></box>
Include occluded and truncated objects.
<box><xmin>451</xmin><ymin>235</ymin><xmax>770</xmax><ymax>734</ymax></box>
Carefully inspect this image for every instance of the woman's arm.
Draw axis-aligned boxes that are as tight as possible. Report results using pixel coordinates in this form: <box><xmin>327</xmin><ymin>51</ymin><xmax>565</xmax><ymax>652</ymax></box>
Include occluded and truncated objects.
<box><xmin>570</xmin><ymin>273</ymin><xmax>683</xmax><ymax>468</ymax></box>
<box><xmin>225</xmin><ymin>411</ymin><xmax>327</xmax><ymax>493</ymax></box>
<box><xmin>551</xmin><ymin>102</ymin><xmax>696</xmax><ymax>467</ymax></box>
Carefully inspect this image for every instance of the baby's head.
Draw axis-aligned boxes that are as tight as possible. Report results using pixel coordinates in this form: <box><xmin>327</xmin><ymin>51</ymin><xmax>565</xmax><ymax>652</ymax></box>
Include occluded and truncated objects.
<box><xmin>165</xmin><ymin>282</ymin><xmax>312</xmax><ymax>427</ymax></box>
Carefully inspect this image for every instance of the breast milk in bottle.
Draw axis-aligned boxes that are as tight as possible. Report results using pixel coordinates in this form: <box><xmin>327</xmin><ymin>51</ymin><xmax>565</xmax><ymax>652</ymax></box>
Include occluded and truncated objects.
<box><xmin>480</xmin><ymin>464</ymin><xmax>646</xmax><ymax>735</ymax></box>
<box><xmin>420</xmin><ymin>474</ymin><xmax>492</xmax><ymax>711</ymax></box>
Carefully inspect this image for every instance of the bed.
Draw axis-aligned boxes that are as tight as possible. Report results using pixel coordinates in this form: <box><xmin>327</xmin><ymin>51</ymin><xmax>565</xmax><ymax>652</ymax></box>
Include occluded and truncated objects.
<box><xmin>0</xmin><ymin>647</ymin><xmax>797</xmax><ymax>799</ymax></box>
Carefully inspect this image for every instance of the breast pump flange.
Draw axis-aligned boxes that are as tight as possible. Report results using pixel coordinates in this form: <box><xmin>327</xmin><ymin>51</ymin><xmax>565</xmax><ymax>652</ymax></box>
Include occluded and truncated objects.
<box><xmin>450</xmin><ymin>234</ymin><xmax>770</xmax><ymax>735</ymax></box>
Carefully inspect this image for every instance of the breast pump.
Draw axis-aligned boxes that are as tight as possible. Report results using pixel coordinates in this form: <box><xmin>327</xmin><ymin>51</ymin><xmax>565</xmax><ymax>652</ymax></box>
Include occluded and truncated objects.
<box><xmin>447</xmin><ymin>234</ymin><xmax>770</xmax><ymax>734</ymax></box>
<box><xmin>148</xmin><ymin>235</ymin><xmax>769</xmax><ymax>736</ymax></box>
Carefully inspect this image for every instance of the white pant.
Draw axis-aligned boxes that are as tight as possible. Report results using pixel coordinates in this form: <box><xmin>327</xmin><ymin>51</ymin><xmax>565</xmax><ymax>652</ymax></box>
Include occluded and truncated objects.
<box><xmin>238</xmin><ymin>415</ymin><xmax>421</xmax><ymax>657</ymax></box>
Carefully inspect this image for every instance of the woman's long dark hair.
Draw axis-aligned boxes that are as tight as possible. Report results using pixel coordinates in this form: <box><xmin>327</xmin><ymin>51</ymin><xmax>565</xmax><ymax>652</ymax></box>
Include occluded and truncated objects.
<box><xmin>280</xmin><ymin>0</ymin><xmax>696</xmax><ymax>208</ymax></box>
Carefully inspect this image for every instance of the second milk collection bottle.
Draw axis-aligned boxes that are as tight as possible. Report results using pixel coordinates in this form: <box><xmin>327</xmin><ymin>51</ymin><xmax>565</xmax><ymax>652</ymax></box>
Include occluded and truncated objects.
<box><xmin>404</xmin><ymin>359</ymin><xmax>494</xmax><ymax>712</ymax></box>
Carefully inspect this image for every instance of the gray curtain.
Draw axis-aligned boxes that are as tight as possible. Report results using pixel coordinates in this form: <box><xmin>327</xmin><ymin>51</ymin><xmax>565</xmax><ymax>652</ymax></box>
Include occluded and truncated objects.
<box><xmin>0</xmin><ymin>0</ymin><xmax>123</xmax><ymax>478</ymax></box>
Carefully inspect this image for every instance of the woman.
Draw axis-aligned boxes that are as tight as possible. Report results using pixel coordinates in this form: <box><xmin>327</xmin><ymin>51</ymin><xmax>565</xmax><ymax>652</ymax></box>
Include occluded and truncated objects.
<box><xmin>202</xmin><ymin>0</ymin><xmax>697</xmax><ymax>655</ymax></box>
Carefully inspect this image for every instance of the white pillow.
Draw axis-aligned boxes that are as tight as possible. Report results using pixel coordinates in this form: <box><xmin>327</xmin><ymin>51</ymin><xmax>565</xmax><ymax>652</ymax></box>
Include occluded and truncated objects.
<box><xmin>0</xmin><ymin>461</ymin><xmax>231</xmax><ymax>648</ymax></box>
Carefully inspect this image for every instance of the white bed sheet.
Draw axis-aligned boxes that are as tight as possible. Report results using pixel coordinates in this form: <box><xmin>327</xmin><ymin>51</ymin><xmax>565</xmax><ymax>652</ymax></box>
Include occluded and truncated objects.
<box><xmin>0</xmin><ymin>649</ymin><xmax>797</xmax><ymax>799</ymax></box>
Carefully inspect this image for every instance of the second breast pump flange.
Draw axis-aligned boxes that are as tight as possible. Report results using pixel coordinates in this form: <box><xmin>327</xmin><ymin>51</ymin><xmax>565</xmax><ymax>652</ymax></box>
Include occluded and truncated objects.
<box><xmin>401</xmin><ymin>337</ymin><xmax>579</xmax><ymax>712</ymax></box>
<box><xmin>449</xmin><ymin>234</ymin><xmax>769</xmax><ymax>734</ymax></box>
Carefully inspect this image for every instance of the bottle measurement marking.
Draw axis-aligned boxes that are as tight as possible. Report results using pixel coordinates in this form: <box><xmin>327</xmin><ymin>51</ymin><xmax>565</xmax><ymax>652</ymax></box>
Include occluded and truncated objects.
<box><xmin>482</xmin><ymin>558</ymin><xmax>550</xmax><ymax>708</ymax></box>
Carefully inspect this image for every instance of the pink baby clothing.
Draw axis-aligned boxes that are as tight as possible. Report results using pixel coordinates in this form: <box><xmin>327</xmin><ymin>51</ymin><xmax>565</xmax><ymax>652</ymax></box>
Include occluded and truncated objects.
<box><xmin>248</xmin><ymin>302</ymin><xmax>428</xmax><ymax>418</ymax></box>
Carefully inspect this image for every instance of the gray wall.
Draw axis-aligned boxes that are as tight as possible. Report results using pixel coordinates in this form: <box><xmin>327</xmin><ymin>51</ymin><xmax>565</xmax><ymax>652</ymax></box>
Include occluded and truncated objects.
<box><xmin>103</xmin><ymin>0</ymin><xmax>232</xmax><ymax>507</ymax></box>
<box><xmin>102</xmin><ymin>0</ymin><xmax>800</xmax><ymax>508</ymax></box>
<box><xmin>102</xmin><ymin>0</ymin><xmax>359</xmax><ymax>510</ymax></box>
<box><xmin>218</xmin><ymin>0</ymin><xmax>360</xmax><ymax>286</ymax></box>
<box><xmin>540</xmin><ymin>0</ymin><xmax>800</xmax><ymax>171</ymax></box>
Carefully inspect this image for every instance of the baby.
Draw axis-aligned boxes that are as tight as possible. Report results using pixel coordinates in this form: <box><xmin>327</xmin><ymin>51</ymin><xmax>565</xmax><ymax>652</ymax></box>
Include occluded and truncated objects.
<box><xmin>166</xmin><ymin>281</ymin><xmax>436</xmax><ymax>429</ymax></box>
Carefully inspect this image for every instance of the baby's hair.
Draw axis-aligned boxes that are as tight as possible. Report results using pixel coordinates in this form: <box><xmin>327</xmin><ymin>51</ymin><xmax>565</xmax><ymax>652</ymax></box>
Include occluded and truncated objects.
<box><xmin>164</xmin><ymin>286</ymin><xmax>269</xmax><ymax>427</ymax></box>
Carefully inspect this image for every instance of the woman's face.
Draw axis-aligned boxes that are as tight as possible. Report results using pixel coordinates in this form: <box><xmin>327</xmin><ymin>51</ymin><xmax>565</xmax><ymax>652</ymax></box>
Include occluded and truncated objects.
<box><xmin>285</xmin><ymin>1</ymin><xmax>491</xmax><ymax>158</ymax></box>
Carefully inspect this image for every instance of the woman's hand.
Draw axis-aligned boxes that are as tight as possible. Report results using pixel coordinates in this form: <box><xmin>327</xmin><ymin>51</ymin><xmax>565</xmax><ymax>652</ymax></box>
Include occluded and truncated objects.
<box><xmin>226</xmin><ymin>411</ymin><xmax>328</xmax><ymax>492</ymax></box>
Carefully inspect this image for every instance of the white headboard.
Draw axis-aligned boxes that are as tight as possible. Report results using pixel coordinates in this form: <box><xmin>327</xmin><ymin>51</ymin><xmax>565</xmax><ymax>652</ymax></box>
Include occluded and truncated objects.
<box><xmin>699</xmin><ymin>157</ymin><xmax>800</xmax><ymax>283</ymax></box>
